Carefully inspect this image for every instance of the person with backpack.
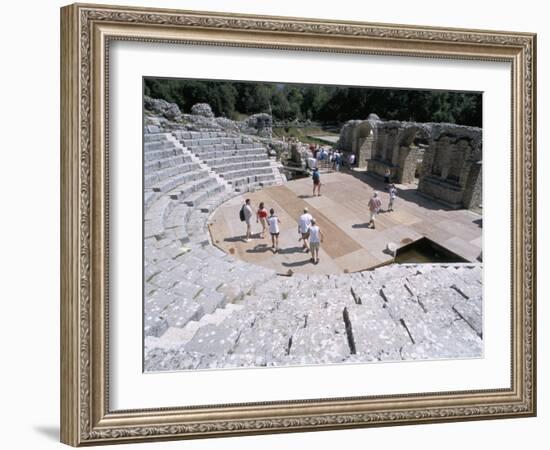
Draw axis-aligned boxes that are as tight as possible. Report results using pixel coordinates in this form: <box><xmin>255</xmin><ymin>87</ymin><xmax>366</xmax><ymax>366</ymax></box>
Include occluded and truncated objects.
<box><xmin>267</xmin><ymin>208</ymin><xmax>281</xmax><ymax>253</ymax></box>
<box><xmin>312</xmin><ymin>167</ymin><xmax>321</xmax><ymax>197</ymax></box>
<box><xmin>239</xmin><ymin>198</ymin><xmax>254</xmax><ymax>242</ymax></box>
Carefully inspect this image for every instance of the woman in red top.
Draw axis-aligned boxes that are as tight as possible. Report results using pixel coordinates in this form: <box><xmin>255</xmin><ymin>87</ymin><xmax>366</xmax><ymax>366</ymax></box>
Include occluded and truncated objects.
<box><xmin>256</xmin><ymin>202</ymin><xmax>268</xmax><ymax>238</ymax></box>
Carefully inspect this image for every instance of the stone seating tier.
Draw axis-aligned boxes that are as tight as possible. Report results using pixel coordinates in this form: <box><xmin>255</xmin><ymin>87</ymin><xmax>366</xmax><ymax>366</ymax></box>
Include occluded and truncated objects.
<box><xmin>144</xmin><ymin>263</ymin><xmax>483</xmax><ymax>370</ymax></box>
<box><xmin>144</xmin><ymin>162</ymin><xmax>202</xmax><ymax>186</ymax></box>
<box><xmin>230</xmin><ymin>173</ymin><xmax>276</xmax><ymax>188</ymax></box>
<box><xmin>221</xmin><ymin>166</ymin><xmax>274</xmax><ymax>181</ymax></box>
<box><xmin>144</xmin><ymin>132</ymin><xmax>172</xmax><ymax>143</ymax></box>
<box><xmin>144</xmin><ymin>147</ymin><xmax>185</xmax><ymax>162</ymax></box>
<box><xmin>144</xmin><ymin>154</ymin><xmax>194</xmax><ymax>173</ymax></box>
<box><xmin>149</xmin><ymin>169</ymin><xmax>210</xmax><ymax>193</ymax></box>
<box><xmin>209</xmin><ymin>159</ymin><xmax>271</xmax><ymax>174</ymax></box>
<box><xmin>199</xmin><ymin>148</ymin><xmax>267</xmax><ymax>162</ymax></box>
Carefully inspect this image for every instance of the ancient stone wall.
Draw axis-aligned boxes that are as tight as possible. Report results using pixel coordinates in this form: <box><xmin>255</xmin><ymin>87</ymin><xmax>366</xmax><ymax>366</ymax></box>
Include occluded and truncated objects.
<box><xmin>338</xmin><ymin>117</ymin><xmax>482</xmax><ymax>209</ymax></box>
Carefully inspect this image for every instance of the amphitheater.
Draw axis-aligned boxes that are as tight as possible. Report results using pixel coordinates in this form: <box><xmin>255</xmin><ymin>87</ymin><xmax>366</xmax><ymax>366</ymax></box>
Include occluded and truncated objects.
<box><xmin>143</xmin><ymin>101</ymin><xmax>483</xmax><ymax>372</ymax></box>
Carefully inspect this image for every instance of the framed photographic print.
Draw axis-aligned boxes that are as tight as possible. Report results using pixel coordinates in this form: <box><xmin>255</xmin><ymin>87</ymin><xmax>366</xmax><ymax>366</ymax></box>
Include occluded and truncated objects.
<box><xmin>60</xmin><ymin>3</ymin><xmax>537</xmax><ymax>446</ymax></box>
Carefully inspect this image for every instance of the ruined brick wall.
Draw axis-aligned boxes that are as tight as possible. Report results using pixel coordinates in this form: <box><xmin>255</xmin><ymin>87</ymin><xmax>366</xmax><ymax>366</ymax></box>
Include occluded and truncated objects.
<box><xmin>337</xmin><ymin>118</ymin><xmax>482</xmax><ymax>209</ymax></box>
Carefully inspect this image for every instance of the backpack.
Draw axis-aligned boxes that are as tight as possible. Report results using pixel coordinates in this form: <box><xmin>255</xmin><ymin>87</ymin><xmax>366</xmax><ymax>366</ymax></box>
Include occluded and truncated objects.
<box><xmin>312</xmin><ymin>171</ymin><xmax>320</xmax><ymax>182</ymax></box>
<box><xmin>239</xmin><ymin>205</ymin><xmax>246</xmax><ymax>222</ymax></box>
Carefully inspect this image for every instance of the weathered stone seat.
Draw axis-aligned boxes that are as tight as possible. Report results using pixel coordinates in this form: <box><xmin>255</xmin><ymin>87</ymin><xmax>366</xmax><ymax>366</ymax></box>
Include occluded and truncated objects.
<box><xmin>149</xmin><ymin>169</ymin><xmax>210</xmax><ymax>193</ymax></box>
<box><xmin>144</xmin><ymin>162</ymin><xmax>202</xmax><ymax>187</ymax></box>
<box><xmin>144</xmin><ymin>154</ymin><xmax>194</xmax><ymax>172</ymax></box>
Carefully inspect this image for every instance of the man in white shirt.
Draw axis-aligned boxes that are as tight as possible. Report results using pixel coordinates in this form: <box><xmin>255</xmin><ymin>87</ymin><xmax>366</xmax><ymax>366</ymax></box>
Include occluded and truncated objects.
<box><xmin>367</xmin><ymin>191</ymin><xmax>382</xmax><ymax>229</ymax></box>
<box><xmin>242</xmin><ymin>198</ymin><xmax>253</xmax><ymax>242</ymax></box>
<box><xmin>267</xmin><ymin>208</ymin><xmax>281</xmax><ymax>253</ymax></box>
<box><xmin>298</xmin><ymin>207</ymin><xmax>313</xmax><ymax>252</ymax></box>
<box><xmin>308</xmin><ymin>219</ymin><xmax>324</xmax><ymax>264</ymax></box>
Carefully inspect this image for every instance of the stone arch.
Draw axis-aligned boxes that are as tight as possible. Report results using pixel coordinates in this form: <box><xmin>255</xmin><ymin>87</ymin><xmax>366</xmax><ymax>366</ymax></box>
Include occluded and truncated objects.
<box><xmin>398</xmin><ymin>125</ymin><xmax>431</xmax><ymax>148</ymax></box>
<box><xmin>353</xmin><ymin>121</ymin><xmax>374</xmax><ymax>152</ymax></box>
<box><xmin>352</xmin><ymin>121</ymin><xmax>376</xmax><ymax>167</ymax></box>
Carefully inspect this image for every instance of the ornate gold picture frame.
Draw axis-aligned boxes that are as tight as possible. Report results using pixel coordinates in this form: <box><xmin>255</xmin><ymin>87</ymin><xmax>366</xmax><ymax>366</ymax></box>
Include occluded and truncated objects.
<box><xmin>60</xmin><ymin>3</ymin><xmax>536</xmax><ymax>446</ymax></box>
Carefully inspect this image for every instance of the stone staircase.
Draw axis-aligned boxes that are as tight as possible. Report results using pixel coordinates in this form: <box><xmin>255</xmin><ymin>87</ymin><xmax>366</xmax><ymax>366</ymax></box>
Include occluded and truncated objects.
<box><xmin>172</xmin><ymin>130</ymin><xmax>279</xmax><ymax>192</ymax></box>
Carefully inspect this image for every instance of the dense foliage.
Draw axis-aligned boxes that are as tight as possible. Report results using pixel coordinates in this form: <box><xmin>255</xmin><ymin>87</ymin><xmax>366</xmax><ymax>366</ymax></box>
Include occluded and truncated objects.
<box><xmin>144</xmin><ymin>78</ymin><xmax>482</xmax><ymax>127</ymax></box>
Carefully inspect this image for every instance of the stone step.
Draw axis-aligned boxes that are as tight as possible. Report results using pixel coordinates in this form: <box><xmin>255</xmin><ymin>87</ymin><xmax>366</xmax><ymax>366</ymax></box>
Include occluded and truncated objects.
<box><xmin>168</xmin><ymin>177</ymin><xmax>219</xmax><ymax>201</ymax></box>
<box><xmin>209</xmin><ymin>159</ymin><xmax>271</xmax><ymax>174</ymax></box>
<box><xmin>144</xmin><ymin>140</ymin><xmax>176</xmax><ymax>152</ymax></box>
<box><xmin>144</xmin><ymin>162</ymin><xmax>202</xmax><ymax>186</ymax></box>
<box><xmin>172</xmin><ymin>130</ymin><xmax>233</xmax><ymax>140</ymax></box>
<box><xmin>183</xmin><ymin>183</ymin><xmax>224</xmax><ymax>207</ymax></box>
<box><xmin>145</xmin><ymin>194</ymin><xmax>175</xmax><ymax>224</ymax></box>
<box><xmin>144</xmin><ymin>154</ymin><xmax>194</xmax><ymax>172</ymax></box>
<box><xmin>144</xmin><ymin>132</ymin><xmax>171</xmax><ymax>143</ymax></box>
<box><xmin>202</xmin><ymin>153</ymin><xmax>267</xmax><ymax>166</ymax></box>
<box><xmin>222</xmin><ymin>167</ymin><xmax>274</xmax><ymax>181</ymax></box>
<box><xmin>200</xmin><ymin>148</ymin><xmax>267</xmax><ymax>161</ymax></box>
<box><xmin>149</xmin><ymin>169</ymin><xmax>210</xmax><ymax>193</ymax></box>
<box><xmin>144</xmin><ymin>190</ymin><xmax>158</xmax><ymax>211</ymax></box>
<box><xmin>144</xmin><ymin>147</ymin><xmax>183</xmax><ymax>162</ymax></box>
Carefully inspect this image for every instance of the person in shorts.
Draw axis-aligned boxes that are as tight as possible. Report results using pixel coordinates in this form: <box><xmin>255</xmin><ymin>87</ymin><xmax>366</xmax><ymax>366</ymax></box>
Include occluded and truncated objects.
<box><xmin>387</xmin><ymin>184</ymin><xmax>397</xmax><ymax>212</ymax></box>
<box><xmin>367</xmin><ymin>191</ymin><xmax>382</xmax><ymax>229</ymax></box>
<box><xmin>298</xmin><ymin>207</ymin><xmax>313</xmax><ymax>252</ymax></box>
<box><xmin>242</xmin><ymin>198</ymin><xmax>253</xmax><ymax>241</ymax></box>
<box><xmin>312</xmin><ymin>168</ymin><xmax>321</xmax><ymax>197</ymax></box>
<box><xmin>384</xmin><ymin>167</ymin><xmax>391</xmax><ymax>185</ymax></box>
<box><xmin>256</xmin><ymin>202</ymin><xmax>268</xmax><ymax>238</ymax></box>
<box><xmin>267</xmin><ymin>208</ymin><xmax>281</xmax><ymax>253</ymax></box>
<box><xmin>308</xmin><ymin>219</ymin><xmax>324</xmax><ymax>264</ymax></box>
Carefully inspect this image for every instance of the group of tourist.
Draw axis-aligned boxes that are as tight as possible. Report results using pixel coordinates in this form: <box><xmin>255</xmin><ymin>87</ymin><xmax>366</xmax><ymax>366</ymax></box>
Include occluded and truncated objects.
<box><xmin>238</xmin><ymin>169</ymin><xmax>398</xmax><ymax>261</ymax></box>
<box><xmin>239</xmin><ymin>201</ymin><xmax>325</xmax><ymax>264</ymax></box>
<box><xmin>308</xmin><ymin>143</ymin><xmax>356</xmax><ymax>171</ymax></box>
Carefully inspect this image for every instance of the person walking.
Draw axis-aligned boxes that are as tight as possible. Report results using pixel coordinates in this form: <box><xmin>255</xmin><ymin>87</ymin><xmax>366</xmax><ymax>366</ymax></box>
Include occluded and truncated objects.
<box><xmin>384</xmin><ymin>167</ymin><xmax>391</xmax><ymax>185</ymax></box>
<box><xmin>312</xmin><ymin>167</ymin><xmax>321</xmax><ymax>196</ymax></box>
<box><xmin>240</xmin><ymin>198</ymin><xmax>253</xmax><ymax>241</ymax></box>
<box><xmin>367</xmin><ymin>191</ymin><xmax>382</xmax><ymax>229</ymax></box>
<box><xmin>298</xmin><ymin>207</ymin><xmax>313</xmax><ymax>252</ymax></box>
<box><xmin>308</xmin><ymin>219</ymin><xmax>324</xmax><ymax>264</ymax></box>
<box><xmin>334</xmin><ymin>151</ymin><xmax>341</xmax><ymax>171</ymax></box>
<box><xmin>256</xmin><ymin>202</ymin><xmax>268</xmax><ymax>238</ymax></box>
<box><xmin>267</xmin><ymin>208</ymin><xmax>281</xmax><ymax>253</ymax></box>
<box><xmin>387</xmin><ymin>184</ymin><xmax>397</xmax><ymax>212</ymax></box>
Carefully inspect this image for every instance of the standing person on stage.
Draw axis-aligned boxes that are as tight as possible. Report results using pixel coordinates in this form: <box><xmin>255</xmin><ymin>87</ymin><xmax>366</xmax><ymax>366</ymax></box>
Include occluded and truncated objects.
<box><xmin>387</xmin><ymin>184</ymin><xmax>397</xmax><ymax>212</ymax></box>
<box><xmin>239</xmin><ymin>198</ymin><xmax>254</xmax><ymax>242</ymax></box>
<box><xmin>256</xmin><ymin>202</ymin><xmax>268</xmax><ymax>238</ymax></box>
<box><xmin>367</xmin><ymin>191</ymin><xmax>382</xmax><ymax>229</ymax></box>
<box><xmin>308</xmin><ymin>219</ymin><xmax>324</xmax><ymax>264</ymax></box>
<box><xmin>384</xmin><ymin>167</ymin><xmax>391</xmax><ymax>185</ymax></box>
<box><xmin>312</xmin><ymin>167</ymin><xmax>322</xmax><ymax>197</ymax></box>
<box><xmin>298</xmin><ymin>207</ymin><xmax>313</xmax><ymax>252</ymax></box>
<box><xmin>267</xmin><ymin>208</ymin><xmax>281</xmax><ymax>253</ymax></box>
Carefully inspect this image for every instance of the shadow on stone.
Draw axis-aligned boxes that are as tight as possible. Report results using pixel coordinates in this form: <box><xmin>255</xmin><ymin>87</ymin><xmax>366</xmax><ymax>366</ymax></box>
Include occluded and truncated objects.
<box><xmin>224</xmin><ymin>235</ymin><xmax>247</xmax><ymax>243</ymax></box>
<box><xmin>245</xmin><ymin>244</ymin><xmax>271</xmax><ymax>254</ymax></box>
<box><xmin>281</xmin><ymin>259</ymin><xmax>313</xmax><ymax>268</ymax></box>
<box><xmin>278</xmin><ymin>246</ymin><xmax>307</xmax><ymax>255</ymax></box>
